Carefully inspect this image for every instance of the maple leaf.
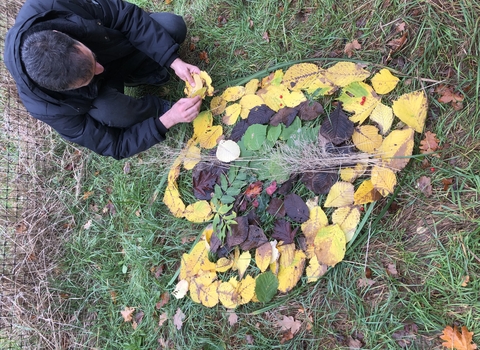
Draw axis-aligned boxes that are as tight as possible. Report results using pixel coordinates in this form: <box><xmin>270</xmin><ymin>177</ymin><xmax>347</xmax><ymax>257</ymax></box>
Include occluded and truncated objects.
<box><xmin>277</xmin><ymin>315</ymin><xmax>301</xmax><ymax>335</ymax></box>
<box><xmin>199</xmin><ymin>51</ymin><xmax>209</xmax><ymax>64</ymax></box>
<box><xmin>121</xmin><ymin>306</ymin><xmax>135</xmax><ymax>322</ymax></box>
<box><xmin>420</xmin><ymin>131</ymin><xmax>440</xmax><ymax>154</ymax></box>
<box><xmin>228</xmin><ymin>312</ymin><xmax>239</xmax><ymax>326</ymax></box>
<box><xmin>440</xmin><ymin>325</ymin><xmax>477</xmax><ymax>350</ymax></box>
<box><xmin>435</xmin><ymin>84</ymin><xmax>464</xmax><ymax>110</ymax></box>
<box><xmin>344</xmin><ymin>39</ymin><xmax>361</xmax><ymax>58</ymax></box>
<box><xmin>173</xmin><ymin>308</ymin><xmax>186</xmax><ymax>330</ymax></box>
<box><xmin>158</xmin><ymin>312</ymin><xmax>168</xmax><ymax>327</ymax></box>
<box><xmin>245</xmin><ymin>181</ymin><xmax>263</xmax><ymax>199</ymax></box>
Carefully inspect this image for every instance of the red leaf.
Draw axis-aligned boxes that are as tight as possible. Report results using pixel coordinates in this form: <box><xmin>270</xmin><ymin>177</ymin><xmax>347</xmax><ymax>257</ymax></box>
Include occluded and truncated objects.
<box><xmin>245</xmin><ymin>181</ymin><xmax>263</xmax><ymax>199</ymax></box>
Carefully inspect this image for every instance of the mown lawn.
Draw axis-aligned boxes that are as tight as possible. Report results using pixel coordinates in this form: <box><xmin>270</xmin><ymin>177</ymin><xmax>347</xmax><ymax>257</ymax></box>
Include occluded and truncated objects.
<box><xmin>47</xmin><ymin>0</ymin><xmax>479</xmax><ymax>349</ymax></box>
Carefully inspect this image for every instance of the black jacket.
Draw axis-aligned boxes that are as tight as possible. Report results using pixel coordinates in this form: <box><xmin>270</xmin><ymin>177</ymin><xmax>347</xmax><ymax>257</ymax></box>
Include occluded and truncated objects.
<box><xmin>5</xmin><ymin>0</ymin><xmax>180</xmax><ymax>159</ymax></box>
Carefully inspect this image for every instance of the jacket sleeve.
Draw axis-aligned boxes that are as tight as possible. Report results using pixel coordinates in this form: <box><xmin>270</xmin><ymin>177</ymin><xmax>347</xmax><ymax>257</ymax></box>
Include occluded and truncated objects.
<box><xmin>37</xmin><ymin>94</ymin><xmax>170</xmax><ymax>160</ymax></box>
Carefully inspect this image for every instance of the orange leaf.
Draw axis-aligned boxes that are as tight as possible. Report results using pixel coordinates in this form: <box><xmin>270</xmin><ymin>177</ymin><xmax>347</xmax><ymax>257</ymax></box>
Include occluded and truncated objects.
<box><xmin>199</xmin><ymin>51</ymin><xmax>209</xmax><ymax>64</ymax></box>
<box><xmin>440</xmin><ymin>325</ymin><xmax>477</xmax><ymax>350</ymax></box>
<box><xmin>344</xmin><ymin>39</ymin><xmax>361</xmax><ymax>58</ymax></box>
<box><xmin>121</xmin><ymin>306</ymin><xmax>135</xmax><ymax>322</ymax></box>
<box><xmin>419</xmin><ymin>131</ymin><xmax>440</xmax><ymax>154</ymax></box>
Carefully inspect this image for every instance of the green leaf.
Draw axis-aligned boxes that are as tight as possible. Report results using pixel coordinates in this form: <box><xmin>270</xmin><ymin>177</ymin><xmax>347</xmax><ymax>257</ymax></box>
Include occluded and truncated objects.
<box><xmin>220</xmin><ymin>195</ymin><xmax>236</xmax><ymax>204</ymax></box>
<box><xmin>255</xmin><ymin>271</ymin><xmax>279</xmax><ymax>303</ymax></box>
<box><xmin>279</xmin><ymin>117</ymin><xmax>302</xmax><ymax>140</ymax></box>
<box><xmin>226</xmin><ymin>187</ymin><xmax>241</xmax><ymax>197</ymax></box>
<box><xmin>243</xmin><ymin>124</ymin><xmax>268</xmax><ymax>151</ymax></box>
<box><xmin>217</xmin><ymin>204</ymin><xmax>232</xmax><ymax>215</ymax></box>
<box><xmin>214</xmin><ymin>184</ymin><xmax>223</xmax><ymax>199</ymax></box>
<box><xmin>220</xmin><ymin>174</ymin><xmax>228</xmax><ymax>190</ymax></box>
<box><xmin>267</xmin><ymin>124</ymin><xmax>283</xmax><ymax>143</ymax></box>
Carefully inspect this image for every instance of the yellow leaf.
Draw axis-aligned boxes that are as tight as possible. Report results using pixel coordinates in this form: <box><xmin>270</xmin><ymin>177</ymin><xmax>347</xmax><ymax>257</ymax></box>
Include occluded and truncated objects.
<box><xmin>306</xmin><ymin>255</ymin><xmax>328</xmax><ymax>283</ymax></box>
<box><xmin>377</xmin><ymin>128</ymin><xmax>414</xmax><ymax>171</ymax></box>
<box><xmin>200</xmin><ymin>71</ymin><xmax>214</xmax><ymax>96</ymax></box>
<box><xmin>183</xmin><ymin>143</ymin><xmax>201</xmax><ymax>170</ymax></box>
<box><xmin>314</xmin><ymin>224</ymin><xmax>346</xmax><ymax>267</ymax></box>
<box><xmin>278</xmin><ymin>242</ymin><xmax>295</xmax><ymax>268</ymax></box>
<box><xmin>370</xmin><ymin>68</ymin><xmax>399</xmax><ymax>94</ymax></box>
<box><xmin>352</xmin><ymin>125</ymin><xmax>383</xmax><ymax>153</ymax></box>
<box><xmin>261</xmin><ymin>69</ymin><xmax>284</xmax><ymax>88</ymax></box>
<box><xmin>324</xmin><ymin>182</ymin><xmax>354</xmax><ymax>208</ymax></box>
<box><xmin>337</xmin><ymin>82</ymin><xmax>380</xmax><ymax>124</ymax></box>
<box><xmin>179</xmin><ymin>241</ymin><xmax>215</xmax><ymax>281</ymax></box>
<box><xmin>325</xmin><ymin>62</ymin><xmax>370</xmax><ymax>87</ymax></box>
<box><xmin>440</xmin><ymin>325</ymin><xmax>478</xmax><ymax>350</ymax></box>
<box><xmin>215</xmin><ymin>257</ymin><xmax>234</xmax><ymax>272</ymax></box>
<box><xmin>283</xmin><ymin>90</ymin><xmax>307</xmax><ymax>108</ymax></box>
<box><xmin>392</xmin><ymin>90</ymin><xmax>428</xmax><ymax>133</ymax></box>
<box><xmin>193</xmin><ymin>110</ymin><xmax>214</xmax><ymax>137</ymax></box>
<box><xmin>244</xmin><ymin>78</ymin><xmax>260</xmax><ymax>95</ymax></box>
<box><xmin>301</xmin><ymin>206</ymin><xmax>329</xmax><ymax>257</ymax></box>
<box><xmin>184</xmin><ymin>200</ymin><xmax>214</xmax><ymax>223</ymax></box>
<box><xmin>282</xmin><ymin>63</ymin><xmax>320</xmax><ymax>91</ymax></box>
<box><xmin>262</xmin><ymin>85</ymin><xmax>291</xmax><ymax>111</ymax></box>
<box><xmin>340</xmin><ymin>163</ymin><xmax>368</xmax><ymax>183</ymax></box>
<box><xmin>239</xmin><ymin>94</ymin><xmax>265</xmax><ymax>119</ymax></box>
<box><xmin>354</xmin><ymin>179</ymin><xmax>382</xmax><ymax>205</ymax></box>
<box><xmin>371</xmin><ymin>166</ymin><xmax>397</xmax><ymax>196</ymax></box>
<box><xmin>277</xmin><ymin>250</ymin><xmax>306</xmax><ymax>293</ymax></box>
<box><xmin>255</xmin><ymin>242</ymin><xmax>272</xmax><ymax>273</ymax></box>
<box><xmin>163</xmin><ymin>184</ymin><xmax>185</xmax><ymax>218</ymax></box>
<box><xmin>184</xmin><ymin>71</ymin><xmax>214</xmax><ymax>98</ymax></box>
<box><xmin>217</xmin><ymin>279</ymin><xmax>239</xmax><ymax>309</ymax></box>
<box><xmin>202</xmin><ymin>224</ymin><xmax>214</xmax><ymax>244</ymax></box>
<box><xmin>197</xmin><ymin>125</ymin><xmax>223</xmax><ymax>149</ymax></box>
<box><xmin>189</xmin><ymin>272</ymin><xmax>219</xmax><ymax>307</ymax></box>
<box><xmin>210</xmin><ymin>96</ymin><xmax>227</xmax><ymax>116</ymax></box>
<box><xmin>332</xmin><ymin>206</ymin><xmax>360</xmax><ymax>242</ymax></box>
<box><xmin>237</xmin><ymin>274</ymin><xmax>256</xmax><ymax>305</ymax></box>
<box><xmin>234</xmin><ymin>250</ymin><xmax>251</xmax><ymax>279</ymax></box>
<box><xmin>222</xmin><ymin>86</ymin><xmax>246</xmax><ymax>102</ymax></box>
<box><xmin>222</xmin><ymin>103</ymin><xmax>241</xmax><ymax>125</ymax></box>
<box><xmin>369</xmin><ymin>103</ymin><xmax>394</xmax><ymax>134</ymax></box>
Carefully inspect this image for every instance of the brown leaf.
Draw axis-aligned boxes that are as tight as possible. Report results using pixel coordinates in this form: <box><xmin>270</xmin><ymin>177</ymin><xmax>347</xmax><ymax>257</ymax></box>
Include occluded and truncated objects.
<box><xmin>417</xmin><ymin>176</ymin><xmax>432</xmax><ymax>197</ymax></box>
<box><xmin>262</xmin><ymin>31</ymin><xmax>270</xmax><ymax>43</ymax></box>
<box><xmin>395</xmin><ymin>21</ymin><xmax>406</xmax><ymax>32</ymax></box>
<box><xmin>121</xmin><ymin>306</ymin><xmax>135</xmax><ymax>322</ymax></box>
<box><xmin>280</xmin><ymin>330</ymin><xmax>294</xmax><ymax>344</ymax></box>
<box><xmin>349</xmin><ymin>337</ymin><xmax>363</xmax><ymax>349</ymax></box>
<box><xmin>228</xmin><ymin>312</ymin><xmax>238</xmax><ymax>326</ymax></box>
<box><xmin>102</xmin><ymin>200</ymin><xmax>116</xmax><ymax>215</ymax></box>
<box><xmin>245</xmin><ymin>181</ymin><xmax>263</xmax><ymax>199</ymax></box>
<box><xmin>440</xmin><ymin>325</ymin><xmax>477</xmax><ymax>350</ymax></box>
<box><xmin>15</xmin><ymin>222</ymin><xmax>28</xmax><ymax>234</ymax></box>
<box><xmin>245</xmin><ymin>334</ymin><xmax>254</xmax><ymax>344</ymax></box>
<box><xmin>419</xmin><ymin>131</ymin><xmax>440</xmax><ymax>154</ymax></box>
<box><xmin>248</xmin><ymin>17</ymin><xmax>254</xmax><ymax>29</ymax></box>
<box><xmin>442</xmin><ymin>178</ymin><xmax>454</xmax><ymax>191</ymax></box>
<box><xmin>386</xmin><ymin>263</ymin><xmax>398</xmax><ymax>276</ymax></box>
<box><xmin>357</xmin><ymin>277</ymin><xmax>375</xmax><ymax>288</ymax></box>
<box><xmin>156</xmin><ymin>292</ymin><xmax>170</xmax><ymax>309</ymax></box>
<box><xmin>158</xmin><ymin>312</ymin><xmax>168</xmax><ymax>327</ymax></box>
<box><xmin>277</xmin><ymin>315</ymin><xmax>301</xmax><ymax>334</ymax></box>
<box><xmin>123</xmin><ymin>161</ymin><xmax>131</xmax><ymax>174</ymax></box>
<box><xmin>173</xmin><ymin>308</ymin><xmax>186</xmax><ymax>330</ymax></box>
<box><xmin>344</xmin><ymin>39</ymin><xmax>361</xmax><ymax>58</ymax></box>
<box><xmin>461</xmin><ymin>275</ymin><xmax>470</xmax><ymax>287</ymax></box>
<box><xmin>83</xmin><ymin>191</ymin><xmax>94</xmax><ymax>200</ymax></box>
<box><xmin>387</xmin><ymin>31</ymin><xmax>408</xmax><ymax>52</ymax></box>
<box><xmin>199</xmin><ymin>51</ymin><xmax>209</xmax><ymax>64</ymax></box>
<box><xmin>110</xmin><ymin>291</ymin><xmax>117</xmax><ymax>304</ymax></box>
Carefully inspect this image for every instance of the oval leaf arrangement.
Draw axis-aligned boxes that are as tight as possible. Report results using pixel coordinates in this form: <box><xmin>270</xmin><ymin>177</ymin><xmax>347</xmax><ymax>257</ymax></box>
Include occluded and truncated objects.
<box><xmin>165</xmin><ymin>62</ymin><xmax>428</xmax><ymax>308</ymax></box>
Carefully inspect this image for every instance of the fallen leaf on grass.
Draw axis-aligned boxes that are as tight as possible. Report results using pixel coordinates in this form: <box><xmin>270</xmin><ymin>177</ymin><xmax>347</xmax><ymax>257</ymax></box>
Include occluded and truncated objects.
<box><xmin>121</xmin><ymin>306</ymin><xmax>135</xmax><ymax>322</ymax></box>
<box><xmin>156</xmin><ymin>292</ymin><xmax>170</xmax><ymax>309</ymax></box>
<box><xmin>435</xmin><ymin>84</ymin><xmax>464</xmax><ymax>110</ymax></box>
<box><xmin>349</xmin><ymin>337</ymin><xmax>363</xmax><ymax>349</ymax></box>
<box><xmin>386</xmin><ymin>263</ymin><xmax>398</xmax><ymax>276</ymax></box>
<box><xmin>262</xmin><ymin>31</ymin><xmax>270</xmax><ymax>42</ymax></box>
<box><xmin>392</xmin><ymin>323</ymin><xmax>418</xmax><ymax>348</ymax></box>
<box><xmin>277</xmin><ymin>315</ymin><xmax>301</xmax><ymax>334</ymax></box>
<box><xmin>442</xmin><ymin>178</ymin><xmax>454</xmax><ymax>191</ymax></box>
<box><xmin>158</xmin><ymin>312</ymin><xmax>168</xmax><ymax>327</ymax></box>
<box><xmin>420</xmin><ymin>131</ymin><xmax>440</xmax><ymax>154</ymax></box>
<box><xmin>246</xmin><ymin>334</ymin><xmax>254</xmax><ymax>344</ymax></box>
<box><xmin>461</xmin><ymin>275</ymin><xmax>470</xmax><ymax>287</ymax></box>
<box><xmin>280</xmin><ymin>330</ymin><xmax>294</xmax><ymax>343</ymax></box>
<box><xmin>199</xmin><ymin>51</ymin><xmax>209</xmax><ymax>64</ymax></box>
<box><xmin>228</xmin><ymin>312</ymin><xmax>239</xmax><ymax>326</ymax></box>
<box><xmin>173</xmin><ymin>308</ymin><xmax>186</xmax><ymax>330</ymax></box>
<box><xmin>387</xmin><ymin>31</ymin><xmax>408</xmax><ymax>53</ymax></box>
<box><xmin>417</xmin><ymin>176</ymin><xmax>432</xmax><ymax>197</ymax></box>
<box><xmin>344</xmin><ymin>39</ymin><xmax>361</xmax><ymax>58</ymax></box>
<box><xmin>440</xmin><ymin>325</ymin><xmax>477</xmax><ymax>350</ymax></box>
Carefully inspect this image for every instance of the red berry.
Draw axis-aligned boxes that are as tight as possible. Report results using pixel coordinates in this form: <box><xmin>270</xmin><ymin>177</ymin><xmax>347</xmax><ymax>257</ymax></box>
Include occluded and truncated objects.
<box><xmin>430</xmin><ymin>167</ymin><xmax>435</xmax><ymax>172</ymax></box>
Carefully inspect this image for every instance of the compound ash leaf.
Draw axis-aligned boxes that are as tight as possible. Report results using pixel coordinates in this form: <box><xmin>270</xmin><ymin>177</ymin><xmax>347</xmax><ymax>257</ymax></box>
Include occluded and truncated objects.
<box><xmin>370</xmin><ymin>68</ymin><xmax>399</xmax><ymax>94</ymax></box>
<box><xmin>331</xmin><ymin>206</ymin><xmax>361</xmax><ymax>242</ymax></box>
<box><xmin>419</xmin><ymin>131</ymin><xmax>440</xmax><ymax>154</ymax></box>
<box><xmin>282</xmin><ymin>63</ymin><xmax>320</xmax><ymax>91</ymax></box>
<box><xmin>277</xmin><ymin>249</ymin><xmax>306</xmax><ymax>293</ymax></box>
<box><xmin>284</xmin><ymin>193</ymin><xmax>309</xmax><ymax>223</ymax></box>
<box><xmin>354</xmin><ymin>179</ymin><xmax>382</xmax><ymax>205</ymax></box>
<box><xmin>369</xmin><ymin>102</ymin><xmax>394</xmax><ymax>134</ymax></box>
<box><xmin>325</xmin><ymin>62</ymin><xmax>371</xmax><ymax>87</ymax></box>
<box><xmin>371</xmin><ymin>166</ymin><xmax>397</xmax><ymax>197</ymax></box>
<box><xmin>324</xmin><ymin>181</ymin><xmax>354</xmax><ymax>208</ymax></box>
<box><xmin>320</xmin><ymin>102</ymin><xmax>354</xmax><ymax>145</ymax></box>
<box><xmin>173</xmin><ymin>308</ymin><xmax>186</xmax><ymax>330</ymax></box>
<box><xmin>377</xmin><ymin>128</ymin><xmax>414</xmax><ymax>171</ymax></box>
<box><xmin>314</xmin><ymin>224</ymin><xmax>346</xmax><ymax>267</ymax></box>
<box><xmin>392</xmin><ymin>90</ymin><xmax>428</xmax><ymax>133</ymax></box>
<box><xmin>440</xmin><ymin>325</ymin><xmax>478</xmax><ymax>350</ymax></box>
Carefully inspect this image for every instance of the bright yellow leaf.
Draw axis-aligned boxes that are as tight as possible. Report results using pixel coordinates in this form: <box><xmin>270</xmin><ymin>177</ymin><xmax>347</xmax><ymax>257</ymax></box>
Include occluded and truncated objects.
<box><xmin>179</xmin><ymin>241</ymin><xmax>215</xmax><ymax>282</ymax></box>
<box><xmin>262</xmin><ymin>85</ymin><xmax>291</xmax><ymax>111</ymax></box>
<box><xmin>193</xmin><ymin>110</ymin><xmax>213</xmax><ymax>138</ymax></box>
<box><xmin>222</xmin><ymin>86</ymin><xmax>246</xmax><ymax>102</ymax></box>
<box><xmin>261</xmin><ymin>69</ymin><xmax>284</xmax><ymax>88</ymax></box>
<box><xmin>217</xmin><ymin>279</ymin><xmax>239</xmax><ymax>309</ymax></box>
<box><xmin>283</xmin><ymin>90</ymin><xmax>307</xmax><ymax>108</ymax></box>
<box><xmin>337</xmin><ymin>82</ymin><xmax>380</xmax><ymax>124</ymax></box>
<box><xmin>197</xmin><ymin>125</ymin><xmax>223</xmax><ymax>149</ymax></box>
<box><xmin>244</xmin><ymin>79</ymin><xmax>260</xmax><ymax>95</ymax></box>
<box><xmin>237</xmin><ymin>274</ymin><xmax>256</xmax><ymax>305</ymax></box>
<box><xmin>282</xmin><ymin>63</ymin><xmax>320</xmax><ymax>91</ymax></box>
<box><xmin>233</xmin><ymin>250</ymin><xmax>251</xmax><ymax>279</ymax></box>
<box><xmin>255</xmin><ymin>242</ymin><xmax>272</xmax><ymax>273</ymax></box>
<box><xmin>370</xmin><ymin>68</ymin><xmax>399</xmax><ymax>94</ymax></box>
<box><xmin>314</xmin><ymin>224</ymin><xmax>346</xmax><ymax>267</ymax></box>
<box><xmin>353</xmin><ymin>179</ymin><xmax>382</xmax><ymax>205</ymax></box>
<box><xmin>332</xmin><ymin>206</ymin><xmax>361</xmax><ymax>242</ymax></box>
<box><xmin>304</xmin><ymin>70</ymin><xmax>337</xmax><ymax>95</ymax></box>
<box><xmin>340</xmin><ymin>163</ymin><xmax>368</xmax><ymax>183</ymax></box>
<box><xmin>183</xmin><ymin>143</ymin><xmax>201</xmax><ymax>170</ymax></box>
<box><xmin>377</xmin><ymin>128</ymin><xmax>414</xmax><ymax>171</ymax></box>
<box><xmin>324</xmin><ymin>182</ymin><xmax>354</xmax><ymax>208</ymax></box>
<box><xmin>352</xmin><ymin>125</ymin><xmax>383</xmax><ymax>153</ymax></box>
<box><xmin>189</xmin><ymin>271</ymin><xmax>218</xmax><ymax>306</ymax></box>
<box><xmin>278</xmin><ymin>243</ymin><xmax>295</xmax><ymax>268</ymax></box>
<box><xmin>277</xmin><ymin>250</ymin><xmax>306</xmax><ymax>293</ymax></box>
<box><xmin>392</xmin><ymin>90</ymin><xmax>428</xmax><ymax>133</ymax></box>
<box><xmin>215</xmin><ymin>257</ymin><xmax>234</xmax><ymax>272</ymax></box>
<box><xmin>371</xmin><ymin>166</ymin><xmax>397</xmax><ymax>196</ymax></box>
<box><xmin>369</xmin><ymin>103</ymin><xmax>394</xmax><ymax>134</ymax></box>
<box><xmin>184</xmin><ymin>200</ymin><xmax>214</xmax><ymax>223</ymax></box>
<box><xmin>325</xmin><ymin>62</ymin><xmax>371</xmax><ymax>87</ymax></box>
<box><xmin>306</xmin><ymin>255</ymin><xmax>328</xmax><ymax>283</ymax></box>
<box><xmin>210</xmin><ymin>96</ymin><xmax>227</xmax><ymax>116</ymax></box>
<box><xmin>301</xmin><ymin>206</ymin><xmax>329</xmax><ymax>258</ymax></box>
<box><xmin>239</xmin><ymin>94</ymin><xmax>264</xmax><ymax>119</ymax></box>
<box><xmin>163</xmin><ymin>184</ymin><xmax>185</xmax><ymax>218</ymax></box>
<box><xmin>184</xmin><ymin>71</ymin><xmax>214</xmax><ymax>98</ymax></box>
<box><xmin>222</xmin><ymin>103</ymin><xmax>241</xmax><ymax>125</ymax></box>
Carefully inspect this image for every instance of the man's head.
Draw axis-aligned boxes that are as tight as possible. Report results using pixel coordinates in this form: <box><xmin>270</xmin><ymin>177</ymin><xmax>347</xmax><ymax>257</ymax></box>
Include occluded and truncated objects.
<box><xmin>21</xmin><ymin>30</ymin><xmax>104</xmax><ymax>91</ymax></box>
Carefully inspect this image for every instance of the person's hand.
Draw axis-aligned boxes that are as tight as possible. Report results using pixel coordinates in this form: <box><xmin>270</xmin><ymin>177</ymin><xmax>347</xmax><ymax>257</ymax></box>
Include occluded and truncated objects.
<box><xmin>159</xmin><ymin>96</ymin><xmax>202</xmax><ymax>129</ymax></box>
<box><xmin>170</xmin><ymin>58</ymin><xmax>201</xmax><ymax>86</ymax></box>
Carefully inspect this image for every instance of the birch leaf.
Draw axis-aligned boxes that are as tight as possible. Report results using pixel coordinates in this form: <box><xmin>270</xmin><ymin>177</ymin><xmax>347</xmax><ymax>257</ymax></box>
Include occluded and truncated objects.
<box><xmin>324</xmin><ymin>182</ymin><xmax>354</xmax><ymax>208</ymax></box>
<box><xmin>215</xmin><ymin>257</ymin><xmax>234</xmax><ymax>272</ymax></box>
<box><xmin>392</xmin><ymin>90</ymin><xmax>428</xmax><ymax>133</ymax></box>
<box><xmin>184</xmin><ymin>200</ymin><xmax>214</xmax><ymax>223</ymax></box>
<box><xmin>354</xmin><ymin>179</ymin><xmax>382</xmax><ymax>205</ymax></box>
<box><xmin>369</xmin><ymin>102</ymin><xmax>394</xmax><ymax>134</ymax></box>
<box><xmin>277</xmin><ymin>250</ymin><xmax>306</xmax><ymax>293</ymax></box>
<box><xmin>314</xmin><ymin>224</ymin><xmax>346</xmax><ymax>267</ymax></box>
<box><xmin>377</xmin><ymin>128</ymin><xmax>414</xmax><ymax>171</ymax></box>
<box><xmin>245</xmin><ymin>78</ymin><xmax>260</xmax><ymax>95</ymax></box>
<box><xmin>210</xmin><ymin>96</ymin><xmax>227</xmax><ymax>116</ymax></box>
<box><xmin>340</xmin><ymin>163</ymin><xmax>368</xmax><ymax>183</ymax></box>
<box><xmin>371</xmin><ymin>166</ymin><xmax>397</xmax><ymax>196</ymax></box>
<box><xmin>239</xmin><ymin>94</ymin><xmax>265</xmax><ymax>119</ymax></box>
<box><xmin>370</xmin><ymin>68</ymin><xmax>399</xmax><ymax>94</ymax></box>
<box><xmin>332</xmin><ymin>206</ymin><xmax>360</xmax><ymax>242</ymax></box>
<box><xmin>352</xmin><ymin>125</ymin><xmax>383</xmax><ymax>153</ymax></box>
<box><xmin>325</xmin><ymin>62</ymin><xmax>370</xmax><ymax>87</ymax></box>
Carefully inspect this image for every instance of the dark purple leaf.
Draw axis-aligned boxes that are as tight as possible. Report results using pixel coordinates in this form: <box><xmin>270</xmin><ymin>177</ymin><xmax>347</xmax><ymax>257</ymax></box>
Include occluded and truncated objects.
<box><xmin>209</xmin><ymin>233</ymin><xmax>222</xmax><ymax>254</ymax></box>
<box><xmin>246</xmin><ymin>209</ymin><xmax>262</xmax><ymax>226</ymax></box>
<box><xmin>277</xmin><ymin>174</ymin><xmax>299</xmax><ymax>195</ymax></box>
<box><xmin>240</xmin><ymin>225</ymin><xmax>268</xmax><ymax>251</ymax></box>
<box><xmin>297</xmin><ymin>100</ymin><xmax>324</xmax><ymax>121</ymax></box>
<box><xmin>247</xmin><ymin>104</ymin><xmax>276</xmax><ymax>125</ymax></box>
<box><xmin>229</xmin><ymin>119</ymin><xmax>249</xmax><ymax>141</ymax></box>
<box><xmin>266</xmin><ymin>198</ymin><xmax>285</xmax><ymax>217</ymax></box>
<box><xmin>271</xmin><ymin>219</ymin><xmax>297</xmax><ymax>244</ymax></box>
<box><xmin>301</xmin><ymin>172</ymin><xmax>338</xmax><ymax>195</ymax></box>
<box><xmin>192</xmin><ymin>162</ymin><xmax>224</xmax><ymax>200</ymax></box>
<box><xmin>226</xmin><ymin>216</ymin><xmax>249</xmax><ymax>247</ymax></box>
<box><xmin>284</xmin><ymin>193</ymin><xmax>309</xmax><ymax>223</ymax></box>
<box><xmin>320</xmin><ymin>102</ymin><xmax>354</xmax><ymax>145</ymax></box>
<box><xmin>269</xmin><ymin>107</ymin><xmax>298</xmax><ymax>126</ymax></box>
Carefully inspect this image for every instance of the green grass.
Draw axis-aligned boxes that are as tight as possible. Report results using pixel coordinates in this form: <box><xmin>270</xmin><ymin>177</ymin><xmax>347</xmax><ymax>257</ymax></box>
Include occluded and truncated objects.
<box><xmin>44</xmin><ymin>0</ymin><xmax>480</xmax><ymax>349</ymax></box>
